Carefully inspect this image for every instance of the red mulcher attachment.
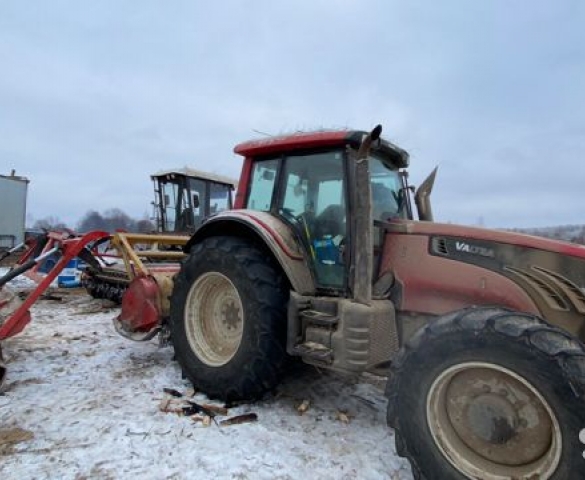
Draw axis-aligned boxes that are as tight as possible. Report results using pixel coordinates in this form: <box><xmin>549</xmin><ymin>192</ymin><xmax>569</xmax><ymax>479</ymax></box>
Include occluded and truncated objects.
<box><xmin>0</xmin><ymin>230</ymin><xmax>110</xmax><ymax>388</ymax></box>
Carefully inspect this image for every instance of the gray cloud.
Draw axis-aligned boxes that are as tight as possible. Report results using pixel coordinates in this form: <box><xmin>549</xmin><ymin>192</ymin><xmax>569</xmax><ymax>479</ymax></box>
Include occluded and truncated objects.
<box><xmin>0</xmin><ymin>1</ymin><xmax>583</xmax><ymax>228</ymax></box>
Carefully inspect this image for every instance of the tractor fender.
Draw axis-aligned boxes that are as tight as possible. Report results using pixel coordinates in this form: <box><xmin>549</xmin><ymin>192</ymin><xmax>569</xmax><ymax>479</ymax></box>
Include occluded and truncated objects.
<box><xmin>184</xmin><ymin>210</ymin><xmax>316</xmax><ymax>295</ymax></box>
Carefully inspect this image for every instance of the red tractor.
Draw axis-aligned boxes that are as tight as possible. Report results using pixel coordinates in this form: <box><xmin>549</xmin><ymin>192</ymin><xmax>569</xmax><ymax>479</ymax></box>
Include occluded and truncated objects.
<box><xmin>167</xmin><ymin>126</ymin><xmax>585</xmax><ymax>479</ymax></box>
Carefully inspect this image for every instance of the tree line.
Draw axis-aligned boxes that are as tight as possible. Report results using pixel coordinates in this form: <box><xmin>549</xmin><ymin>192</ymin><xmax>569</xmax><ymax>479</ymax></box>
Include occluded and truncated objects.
<box><xmin>31</xmin><ymin>208</ymin><xmax>156</xmax><ymax>234</ymax></box>
<box><xmin>509</xmin><ymin>225</ymin><xmax>585</xmax><ymax>245</ymax></box>
<box><xmin>31</xmin><ymin>211</ymin><xmax>585</xmax><ymax>245</ymax></box>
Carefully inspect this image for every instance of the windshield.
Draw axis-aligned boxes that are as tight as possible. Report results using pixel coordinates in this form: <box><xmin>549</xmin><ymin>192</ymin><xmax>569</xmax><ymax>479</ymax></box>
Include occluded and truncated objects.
<box><xmin>370</xmin><ymin>155</ymin><xmax>408</xmax><ymax>221</ymax></box>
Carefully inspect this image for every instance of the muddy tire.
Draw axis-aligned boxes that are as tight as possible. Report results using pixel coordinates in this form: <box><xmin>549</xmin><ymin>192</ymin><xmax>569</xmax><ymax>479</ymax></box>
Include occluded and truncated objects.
<box><xmin>386</xmin><ymin>307</ymin><xmax>585</xmax><ymax>480</ymax></box>
<box><xmin>170</xmin><ymin>236</ymin><xmax>289</xmax><ymax>402</ymax></box>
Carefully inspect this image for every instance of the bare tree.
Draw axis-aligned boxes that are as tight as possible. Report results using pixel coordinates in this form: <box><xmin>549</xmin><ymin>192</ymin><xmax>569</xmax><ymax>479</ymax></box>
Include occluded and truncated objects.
<box><xmin>77</xmin><ymin>210</ymin><xmax>107</xmax><ymax>233</ymax></box>
<box><xmin>136</xmin><ymin>215</ymin><xmax>156</xmax><ymax>233</ymax></box>
<box><xmin>32</xmin><ymin>216</ymin><xmax>69</xmax><ymax>231</ymax></box>
<box><xmin>103</xmin><ymin>208</ymin><xmax>136</xmax><ymax>232</ymax></box>
<box><xmin>76</xmin><ymin>209</ymin><xmax>155</xmax><ymax>233</ymax></box>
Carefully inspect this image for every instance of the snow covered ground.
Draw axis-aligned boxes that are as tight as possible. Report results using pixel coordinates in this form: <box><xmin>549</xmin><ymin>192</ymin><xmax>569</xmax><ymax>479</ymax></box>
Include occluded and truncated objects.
<box><xmin>0</xmin><ymin>270</ymin><xmax>413</xmax><ymax>480</ymax></box>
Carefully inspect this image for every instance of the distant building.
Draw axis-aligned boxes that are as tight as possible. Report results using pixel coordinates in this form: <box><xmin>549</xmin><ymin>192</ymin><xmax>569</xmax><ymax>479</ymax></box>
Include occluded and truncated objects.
<box><xmin>0</xmin><ymin>171</ymin><xmax>29</xmax><ymax>249</ymax></box>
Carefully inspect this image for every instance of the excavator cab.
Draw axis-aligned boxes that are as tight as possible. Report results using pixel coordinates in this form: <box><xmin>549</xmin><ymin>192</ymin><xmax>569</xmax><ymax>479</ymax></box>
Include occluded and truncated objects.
<box><xmin>152</xmin><ymin>168</ymin><xmax>237</xmax><ymax>234</ymax></box>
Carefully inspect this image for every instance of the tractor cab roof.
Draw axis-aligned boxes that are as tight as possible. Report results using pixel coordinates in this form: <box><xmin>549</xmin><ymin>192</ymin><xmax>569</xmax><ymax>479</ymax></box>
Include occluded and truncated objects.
<box><xmin>234</xmin><ymin>129</ymin><xmax>410</xmax><ymax>169</ymax></box>
<box><xmin>151</xmin><ymin>168</ymin><xmax>237</xmax><ymax>188</ymax></box>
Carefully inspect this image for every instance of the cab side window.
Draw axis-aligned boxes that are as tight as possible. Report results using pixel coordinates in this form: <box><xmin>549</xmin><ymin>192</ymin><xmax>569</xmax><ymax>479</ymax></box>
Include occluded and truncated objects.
<box><xmin>209</xmin><ymin>182</ymin><xmax>232</xmax><ymax>214</ymax></box>
<box><xmin>246</xmin><ymin>159</ymin><xmax>279</xmax><ymax>211</ymax></box>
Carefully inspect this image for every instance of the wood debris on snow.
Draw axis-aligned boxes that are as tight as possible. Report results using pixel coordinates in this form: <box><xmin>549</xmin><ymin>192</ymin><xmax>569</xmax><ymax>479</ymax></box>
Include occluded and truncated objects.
<box><xmin>158</xmin><ymin>389</ymin><xmax>251</xmax><ymax>427</ymax></box>
<box><xmin>199</xmin><ymin>403</ymin><xmax>228</xmax><ymax>416</ymax></box>
<box><xmin>220</xmin><ymin>413</ymin><xmax>258</xmax><ymax>427</ymax></box>
<box><xmin>0</xmin><ymin>427</ymin><xmax>34</xmax><ymax>454</ymax></box>
<box><xmin>335</xmin><ymin>410</ymin><xmax>352</xmax><ymax>424</ymax></box>
<box><xmin>296</xmin><ymin>399</ymin><xmax>310</xmax><ymax>415</ymax></box>
<box><xmin>191</xmin><ymin>414</ymin><xmax>212</xmax><ymax>427</ymax></box>
<box><xmin>162</xmin><ymin>387</ymin><xmax>183</xmax><ymax>398</ymax></box>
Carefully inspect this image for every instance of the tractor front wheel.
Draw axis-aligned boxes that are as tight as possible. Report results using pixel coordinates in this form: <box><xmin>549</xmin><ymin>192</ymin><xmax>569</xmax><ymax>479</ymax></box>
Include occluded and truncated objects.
<box><xmin>170</xmin><ymin>236</ymin><xmax>289</xmax><ymax>402</ymax></box>
<box><xmin>387</xmin><ymin>307</ymin><xmax>585</xmax><ymax>479</ymax></box>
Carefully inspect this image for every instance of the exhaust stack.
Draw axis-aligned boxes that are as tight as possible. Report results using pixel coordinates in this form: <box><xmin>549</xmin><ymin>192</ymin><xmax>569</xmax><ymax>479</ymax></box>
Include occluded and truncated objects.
<box><xmin>352</xmin><ymin>124</ymin><xmax>382</xmax><ymax>306</ymax></box>
<box><xmin>414</xmin><ymin>167</ymin><xmax>438</xmax><ymax>221</ymax></box>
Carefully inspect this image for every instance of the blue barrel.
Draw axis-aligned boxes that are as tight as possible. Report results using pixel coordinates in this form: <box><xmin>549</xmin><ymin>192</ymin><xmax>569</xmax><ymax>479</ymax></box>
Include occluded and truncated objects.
<box><xmin>57</xmin><ymin>258</ymin><xmax>85</xmax><ymax>287</ymax></box>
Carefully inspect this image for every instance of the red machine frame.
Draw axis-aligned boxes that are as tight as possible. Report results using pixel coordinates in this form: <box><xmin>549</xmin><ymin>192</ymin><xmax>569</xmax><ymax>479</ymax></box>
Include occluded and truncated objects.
<box><xmin>0</xmin><ymin>230</ymin><xmax>110</xmax><ymax>340</ymax></box>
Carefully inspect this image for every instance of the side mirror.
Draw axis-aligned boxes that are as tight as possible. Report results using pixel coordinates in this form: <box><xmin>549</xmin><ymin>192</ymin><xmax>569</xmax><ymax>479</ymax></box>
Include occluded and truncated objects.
<box><xmin>164</xmin><ymin>194</ymin><xmax>170</xmax><ymax>207</ymax></box>
<box><xmin>192</xmin><ymin>193</ymin><xmax>200</xmax><ymax>209</ymax></box>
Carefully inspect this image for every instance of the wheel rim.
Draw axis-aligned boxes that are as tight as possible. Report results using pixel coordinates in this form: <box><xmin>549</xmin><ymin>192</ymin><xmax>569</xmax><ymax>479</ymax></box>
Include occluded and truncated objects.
<box><xmin>184</xmin><ymin>272</ymin><xmax>244</xmax><ymax>367</ymax></box>
<box><xmin>426</xmin><ymin>361</ymin><xmax>562</xmax><ymax>479</ymax></box>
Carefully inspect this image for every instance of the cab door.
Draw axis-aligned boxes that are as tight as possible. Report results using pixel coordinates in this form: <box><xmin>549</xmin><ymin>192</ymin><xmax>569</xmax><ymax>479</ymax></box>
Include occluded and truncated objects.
<box><xmin>277</xmin><ymin>150</ymin><xmax>348</xmax><ymax>290</ymax></box>
<box><xmin>244</xmin><ymin>150</ymin><xmax>349</xmax><ymax>291</ymax></box>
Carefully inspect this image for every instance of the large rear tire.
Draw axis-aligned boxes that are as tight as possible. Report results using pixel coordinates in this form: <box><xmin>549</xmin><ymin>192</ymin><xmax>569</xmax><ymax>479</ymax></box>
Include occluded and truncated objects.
<box><xmin>170</xmin><ymin>236</ymin><xmax>289</xmax><ymax>401</ymax></box>
<box><xmin>387</xmin><ymin>307</ymin><xmax>585</xmax><ymax>480</ymax></box>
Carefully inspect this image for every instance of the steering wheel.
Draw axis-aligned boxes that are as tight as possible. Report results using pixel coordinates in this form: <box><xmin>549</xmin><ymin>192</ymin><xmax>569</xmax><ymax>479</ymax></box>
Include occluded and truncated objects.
<box><xmin>280</xmin><ymin>208</ymin><xmax>316</xmax><ymax>246</ymax></box>
<box><xmin>280</xmin><ymin>207</ymin><xmax>301</xmax><ymax>224</ymax></box>
<box><xmin>280</xmin><ymin>208</ymin><xmax>314</xmax><ymax>228</ymax></box>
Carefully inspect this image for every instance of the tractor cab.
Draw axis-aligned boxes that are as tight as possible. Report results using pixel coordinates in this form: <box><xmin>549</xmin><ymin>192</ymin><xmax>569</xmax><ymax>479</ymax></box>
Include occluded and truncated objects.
<box><xmin>235</xmin><ymin>130</ymin><xmax>411</xmax><ymax>291</ymax></box>
<box><xmin>152</xmin><ymin>168</ymin><xmax>237</xmax><ymax>234</ymax></box>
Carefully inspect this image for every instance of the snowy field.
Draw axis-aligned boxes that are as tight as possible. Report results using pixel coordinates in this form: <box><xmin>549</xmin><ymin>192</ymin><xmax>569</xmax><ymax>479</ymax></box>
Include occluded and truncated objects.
<box><xmin>0</xmin><ymin>270</ymin><xmax>413</xmax><ymax>480</ymax></box>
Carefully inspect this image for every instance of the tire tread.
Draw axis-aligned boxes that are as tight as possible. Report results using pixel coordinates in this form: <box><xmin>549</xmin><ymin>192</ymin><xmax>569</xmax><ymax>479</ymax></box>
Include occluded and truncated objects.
<box><xmin>386</xmin><ymin>306</ymin><xmax>585</xmax><ymax>479</ymax></box>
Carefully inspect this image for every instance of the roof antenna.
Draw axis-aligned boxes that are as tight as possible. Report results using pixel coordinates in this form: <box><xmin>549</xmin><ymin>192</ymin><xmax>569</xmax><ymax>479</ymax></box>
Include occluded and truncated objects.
<box><xmin>252</xmin><ymin>129</ymin><xmax>273</xmax><ymax>137</ymax></box>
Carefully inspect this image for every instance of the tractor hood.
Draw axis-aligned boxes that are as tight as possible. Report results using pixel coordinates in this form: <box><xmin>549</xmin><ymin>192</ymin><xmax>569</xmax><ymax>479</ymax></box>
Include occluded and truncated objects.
<box><xmin>385</xmin><ymin>220</ymin><xmax>585</xmax><ymax>339</ymax></box>
<box><xmin>386</xmin><ymin>219</ymin><xmax>585</xmax><ymax>338</ymax></box>
<box><xmin>388</xmin><ymin>219</ymin><xmax>585</xmax><ymax>260</ymax></box>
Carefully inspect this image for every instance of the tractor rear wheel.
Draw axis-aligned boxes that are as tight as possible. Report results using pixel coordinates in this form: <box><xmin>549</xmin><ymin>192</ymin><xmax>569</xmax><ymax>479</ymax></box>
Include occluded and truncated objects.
<box><xmin>170</xmin><ymin>236</ymin><xmax>289</xmax><ymax>402</ymax></box>
<box><xmin>386</xmin><ymin>307</ymin><xmax>585</xmax><ymax>480</ymax></box>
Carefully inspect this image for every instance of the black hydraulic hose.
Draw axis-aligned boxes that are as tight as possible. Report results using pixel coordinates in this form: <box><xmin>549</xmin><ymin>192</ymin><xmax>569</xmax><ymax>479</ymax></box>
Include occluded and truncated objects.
<box><xmin>0</xmin><ymin>243</ymin><xmax>25</xmax><ymax>263</ymax></box>
<box><xmin>78</xmin><ymin>247</ymin><xmax>103</xmax><ymax>271</ymax></box>
<box><xmin>5</xmin><ymin>234</ymin><xmax>49</xmax><ymax>276</ymax></box>
<box><xmin>0</xmin><ymin>258</ymin><xmax>36</xmax><ymax>288</ymax></box>
<box><xmin>0</xmin><ymin>246</ymin><xmax>59</xmax><ymax>289</ymax></box>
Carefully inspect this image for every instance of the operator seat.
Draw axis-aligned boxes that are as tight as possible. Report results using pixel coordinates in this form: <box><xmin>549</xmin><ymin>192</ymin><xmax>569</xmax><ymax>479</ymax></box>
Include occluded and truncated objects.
<box><xmin>313</xmin><ymin>204</ymin><xmax>345</xmax><ymax>238</ymax></box>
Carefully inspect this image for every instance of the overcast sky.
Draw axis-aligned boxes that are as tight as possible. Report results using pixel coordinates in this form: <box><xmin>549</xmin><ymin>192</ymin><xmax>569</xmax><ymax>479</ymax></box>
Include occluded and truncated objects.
<box><xmin>1</xmin><ymin>1</ymin><xmax>584</xmax><ymax>229</ymax></box>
